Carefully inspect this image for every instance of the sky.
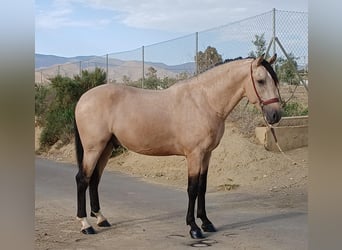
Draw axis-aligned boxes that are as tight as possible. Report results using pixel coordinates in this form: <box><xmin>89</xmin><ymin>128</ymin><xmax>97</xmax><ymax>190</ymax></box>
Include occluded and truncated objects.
<box><xmin>35</xmin><ymin>0</ymin><xmax>308</xmax><ymax>58</ymax></box>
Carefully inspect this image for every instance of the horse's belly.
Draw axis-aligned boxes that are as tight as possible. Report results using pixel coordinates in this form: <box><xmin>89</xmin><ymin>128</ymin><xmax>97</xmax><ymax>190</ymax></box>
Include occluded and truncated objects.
<box><xmin>113</xmin><ymin>125</ymin><xmax>183</xmax><ymax>156</ymax></box>
<box><xmin>120</xmin><ymin>139</ymin><xmax>183</xmax><ymax>156</ymax></box>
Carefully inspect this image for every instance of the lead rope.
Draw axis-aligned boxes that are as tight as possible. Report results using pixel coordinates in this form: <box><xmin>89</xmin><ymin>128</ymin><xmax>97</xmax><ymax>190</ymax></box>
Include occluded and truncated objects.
<box><xmin>262</xmin><ymin>116</ymin><xmax>302</xmax><ymax>166</ymax></box>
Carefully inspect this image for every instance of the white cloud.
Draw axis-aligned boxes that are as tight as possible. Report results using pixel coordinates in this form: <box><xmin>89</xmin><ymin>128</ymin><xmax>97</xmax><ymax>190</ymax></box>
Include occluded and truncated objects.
<box><xmin>81</xmin><ymin>0</ymin><xmax>252</xmax><ymax>32</ymax></box>
<box><xmin>36</xmin><ymin>0</ymin><xmax>308</xmax><ymax>32</ymax></box>
<box><xmin>81</xmin><ymin>0</ymin><xmax>307</xmax><ymax>32</ymax></box>
<box><xmin>35</xmin><ymin>0</ymin><xmax>112</xmax><ymax>30</ymax></box>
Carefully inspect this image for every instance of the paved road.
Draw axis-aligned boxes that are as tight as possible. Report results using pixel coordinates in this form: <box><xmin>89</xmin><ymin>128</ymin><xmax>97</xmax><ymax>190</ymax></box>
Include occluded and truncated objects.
<box><xmin>35</xmin><ymin>158</ymin><xmax>307</xmax><ymax>249</ymax></box>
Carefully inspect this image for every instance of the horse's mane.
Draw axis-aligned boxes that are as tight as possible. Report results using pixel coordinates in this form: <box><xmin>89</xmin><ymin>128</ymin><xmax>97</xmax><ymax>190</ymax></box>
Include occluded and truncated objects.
<box><xmin>260</xmin><ymin>59</ymin><xmax>279</xmax><ymax>85</ymax></box>
<box><xmin>215</xmin><ymin>56</ymin><xmax>279</xmax><ymax>85</ymax></box>
<box><xmin>173</xmin><ymin>56</ymin><xmax>278</xmax><ymax>87</ymax></box>
<box><xmin>214</xmin><ymin>56</ymin><xmax>253</xmax><ymax>67</ymax></box>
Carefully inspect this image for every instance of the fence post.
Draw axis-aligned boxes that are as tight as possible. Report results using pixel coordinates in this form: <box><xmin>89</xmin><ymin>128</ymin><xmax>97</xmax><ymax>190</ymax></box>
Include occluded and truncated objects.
<box><xmin>195</xmin><ymin>32</ymin><xmax>199</xmax><ymax>75</ymax></box>
<box><xmin>142</xmin><ymin>46</ymin><xmax>145</xmax><ymax>88</ymax></box>
<box><xmin>79</xmin><ymin>61</ymin><xmax>82</xmax><ymax>76</ymax></box>
<box><xmin>272</xmin><ymin>8</ymin><xmax>276</xmax><ymax>56</ymax></box>
<box><xmin>106</xmin><ymin>54</ymin><xmax>109</xmax><ymax>83</ymax></box>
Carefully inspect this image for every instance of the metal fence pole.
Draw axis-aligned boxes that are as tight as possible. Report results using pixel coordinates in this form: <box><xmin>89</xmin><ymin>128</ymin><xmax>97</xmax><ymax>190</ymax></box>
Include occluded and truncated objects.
<box><xmin>274</xmin><ymin>37</ymin><xmax>309</xmax><ymax>91</ymax></box>
<box><xmin>272</xmin><ymin>8</ymin><xmax>276</xmax><ymax>56</ymax></box>
<box><xmin>195</xmin><ymin>32</ymin><xmax>199</xmax><ymax>75</ymax></box>
<box><xmin>79</xmin><ymin>61</ymin><xmax>82</xmax><ymax>76</ymax></box>
<box><xmin>106</xmin><ymin>54</ymin><xmax>109</xmax><ymax>83</ymax></box>
<box><xmin>142</xmin><ymin>46</ymin><xmax>145</xmax><ymax>88</ymax></box>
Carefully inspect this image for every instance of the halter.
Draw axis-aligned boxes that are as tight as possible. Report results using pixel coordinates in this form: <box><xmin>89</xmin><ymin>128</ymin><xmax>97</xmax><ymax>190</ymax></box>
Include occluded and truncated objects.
<box><xmin>250</xmin><ymin>60</ymin><xmax>280</xmax><ymax>108</ymax></box>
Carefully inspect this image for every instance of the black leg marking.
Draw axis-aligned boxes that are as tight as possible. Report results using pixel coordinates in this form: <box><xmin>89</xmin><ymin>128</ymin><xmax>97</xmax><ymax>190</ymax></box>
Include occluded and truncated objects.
<box><xmin>89</xmin><ymin>165</ymin><xmax>100</xmax><ymax>215</ymax></box>
<box><xmin>197</xmin><ymin>171</ymin><xmax>216</xmax><ymax>232</ymax></box>
<box><xmin>186</xmin><ymin>175</ymin><xmax>203</xmax><ymax>239</ymax></box>
<box><xmin>76</xmin><ymin>170</ymin><xmax>89</xmax><ymax>218</ymax></box>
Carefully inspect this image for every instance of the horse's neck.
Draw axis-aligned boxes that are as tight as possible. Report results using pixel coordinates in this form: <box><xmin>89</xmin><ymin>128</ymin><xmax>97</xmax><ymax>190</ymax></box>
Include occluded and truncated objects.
<box><xmin>196</xmin><ymin>60</ymin><xmax>251</xmax><ymax>119</ymax></box>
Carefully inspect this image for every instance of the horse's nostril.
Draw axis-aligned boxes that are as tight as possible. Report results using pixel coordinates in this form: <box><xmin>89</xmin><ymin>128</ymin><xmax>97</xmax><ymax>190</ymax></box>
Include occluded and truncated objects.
<box><xmin>273</xmin><ymin>111</ymin><xmax>281</xmax><ymax>123</ymax></box>
<box><xmin>273</xmin><ymin>112</ymin><xmax>278</xmax><ymax>120</ymax></box>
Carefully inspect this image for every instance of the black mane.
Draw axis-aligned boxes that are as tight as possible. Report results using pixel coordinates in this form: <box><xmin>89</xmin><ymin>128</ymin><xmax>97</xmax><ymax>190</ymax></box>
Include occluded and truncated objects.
<box><xmin>260</xmin><ymin>59</ymin><xmax>279</xmax><ymax>85</ymax></box>
<box><xmin>215</xmin><ymin>56</ymin><xmax>279</xmax><ymax>85</ymax></box>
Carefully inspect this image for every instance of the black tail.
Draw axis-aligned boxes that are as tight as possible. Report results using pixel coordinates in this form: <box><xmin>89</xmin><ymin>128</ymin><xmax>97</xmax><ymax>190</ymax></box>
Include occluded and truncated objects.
<box><xmin>74</xmin><ymin>119</ymin><xmax>84</xmax><ymax>169</ymax></box>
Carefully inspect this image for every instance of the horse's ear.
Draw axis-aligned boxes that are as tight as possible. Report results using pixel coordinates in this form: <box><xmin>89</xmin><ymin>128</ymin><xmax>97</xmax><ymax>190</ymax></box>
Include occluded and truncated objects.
<box><xmin>256</xmin><ymin>53</ymin><xmax>265</xmax><ymax>66</ymax></box>
<box><xmin>268</xmin><ymin>54</ymin><xmax>277</xmax><ymax>65</ymax></box>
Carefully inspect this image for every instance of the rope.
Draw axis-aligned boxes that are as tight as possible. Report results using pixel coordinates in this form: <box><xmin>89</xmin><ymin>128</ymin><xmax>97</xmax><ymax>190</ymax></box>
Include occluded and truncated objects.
<box><xmin>263</xmin><ymin>118</ymin><xmax>303</xmax><ymax>166</ymax></box>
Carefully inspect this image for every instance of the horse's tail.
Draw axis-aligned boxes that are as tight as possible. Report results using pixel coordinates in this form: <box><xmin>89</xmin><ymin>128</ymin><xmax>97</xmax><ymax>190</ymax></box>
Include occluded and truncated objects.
<box><xmin>74</xmin><ymin>118</ymin><xmax>83</xmax><ymax>170</ymax></box>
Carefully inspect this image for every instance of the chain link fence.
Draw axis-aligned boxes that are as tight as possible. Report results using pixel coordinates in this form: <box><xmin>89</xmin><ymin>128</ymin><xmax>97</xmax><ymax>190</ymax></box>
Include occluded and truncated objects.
<box><xmin>35</xmin><ymin>9</ymin><xmax>308</xmax><ymax>90</ymax></box>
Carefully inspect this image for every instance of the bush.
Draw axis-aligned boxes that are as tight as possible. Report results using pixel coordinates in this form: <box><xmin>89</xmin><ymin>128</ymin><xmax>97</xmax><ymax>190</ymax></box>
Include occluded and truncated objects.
<box><xmin>37</xmin><ymin>68</ymin><xmax>106</xmax><ymax>150</ymax></box>
<box><xmin>282</xmin><ymin>102</ymin><xmax>308</xmax><ymax>117</ymax></box>
<box><xmin>39</xmin><ymin>106</ymin><xmax>74</xmax><ymax>148</ymax></box>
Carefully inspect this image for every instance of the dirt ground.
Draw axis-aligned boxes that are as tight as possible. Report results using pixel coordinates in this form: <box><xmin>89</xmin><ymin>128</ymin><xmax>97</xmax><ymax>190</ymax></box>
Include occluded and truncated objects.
<box><xmin>35</xmin><ymin>116</ymin><xmax>308</xmax><ymax>249</ymax></box>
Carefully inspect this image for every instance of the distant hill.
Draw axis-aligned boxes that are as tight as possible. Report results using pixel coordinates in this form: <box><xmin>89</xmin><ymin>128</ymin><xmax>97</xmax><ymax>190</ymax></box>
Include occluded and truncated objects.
<box><xmin>35</xmin><ymin>54</ymin><xmax>99</xmax><ymax>69</ymax></box>
<box><xmin>35</xmin><ymin>54</ymin><xmax>196</xmax><ymax>84</ymax></box>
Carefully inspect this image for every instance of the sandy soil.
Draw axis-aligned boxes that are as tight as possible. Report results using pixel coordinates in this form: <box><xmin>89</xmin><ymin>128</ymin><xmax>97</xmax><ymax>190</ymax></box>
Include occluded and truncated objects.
<box><xmin>35</xmin><ymin>120</ymin><xmax>308</xmax><ymax>249</ymax></box>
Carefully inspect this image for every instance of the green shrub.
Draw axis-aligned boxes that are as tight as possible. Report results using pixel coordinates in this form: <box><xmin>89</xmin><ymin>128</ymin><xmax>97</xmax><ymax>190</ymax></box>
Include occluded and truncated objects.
<box><xmin>282</xmin><ymin>102</ymin><xmax>308</xmax><ymax>117</ymax></box>
<box><xmin>37</xmin><ymin>68</ymin><xmax>106</xmax><ymax>150</ymax></box>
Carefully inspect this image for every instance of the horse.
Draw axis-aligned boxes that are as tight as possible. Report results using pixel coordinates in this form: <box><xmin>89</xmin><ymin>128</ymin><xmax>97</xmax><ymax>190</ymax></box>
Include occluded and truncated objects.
<box><xmin>74</xmin><ymin>54</ymin><xmax>281</xmax><ymax>239</ymax></box>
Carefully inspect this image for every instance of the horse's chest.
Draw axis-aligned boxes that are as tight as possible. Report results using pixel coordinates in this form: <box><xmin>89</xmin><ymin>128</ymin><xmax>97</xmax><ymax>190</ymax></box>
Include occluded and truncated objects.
<box><xmin>207</xmin><ymin>122</ymin><xmax>225</xmax><ymax>150</ymax></box>
<box><xmin>187</xmin><ymin>119</ymin><xmax>225</xmax><ymax>152</ymax></box>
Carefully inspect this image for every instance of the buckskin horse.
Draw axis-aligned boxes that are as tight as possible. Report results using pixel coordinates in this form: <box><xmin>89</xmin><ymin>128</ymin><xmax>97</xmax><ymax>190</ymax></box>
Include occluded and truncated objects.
<box><xmin>74</xmin><ymin>54</ymin><xmax>281</xmax><ymax>238</ymax></box>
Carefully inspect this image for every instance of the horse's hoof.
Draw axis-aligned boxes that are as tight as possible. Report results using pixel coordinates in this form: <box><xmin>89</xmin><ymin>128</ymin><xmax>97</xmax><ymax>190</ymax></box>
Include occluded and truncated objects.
<box><xmin>189</xmin><ymin>228</ymin><xmax>204</xmax><ymax>239</ymax></box>
<box><xmin>81</xmin><ymin>226</ymin><xmax>96</xmax><ymax>234</ymax></box>
<box><xmin>97</xmin><ymin>219</ymin><xmax>111</xmax><ymax>227</ymax></box>
<box><xmin>201</xmin><ymin>223</ymin><xmax>217</xmax><ymax>232</ymax></box>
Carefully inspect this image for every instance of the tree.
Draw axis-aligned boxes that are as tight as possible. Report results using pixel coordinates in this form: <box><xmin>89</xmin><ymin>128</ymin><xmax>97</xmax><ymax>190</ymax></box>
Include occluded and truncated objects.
<box><xmin>195</xmin><ymin>46</ymin><xmax>223</xmax><ymax>73</ymax></box>
<box><xmin>144</xmin><ymin>67</ymin><xmax>161</xmax><ymax>89</ymax></box>
<box><xmin>145</xmin><ymin>66</ymin><xmax>157</xmax><ymax>79</ymax></box>
<box><xmin>122</xmin><ymin>75</ymin><xmax>131</xmax><ymax>84</ymax></box>
<box><xmin>275</xmin><ymin>53</ymin><xmax>299</xmax><ymax>84</ymax></box>
<box><xmin>248</xmin><ymin>33</ymin><xmax>266</xmax><ymax>58</ymax></box>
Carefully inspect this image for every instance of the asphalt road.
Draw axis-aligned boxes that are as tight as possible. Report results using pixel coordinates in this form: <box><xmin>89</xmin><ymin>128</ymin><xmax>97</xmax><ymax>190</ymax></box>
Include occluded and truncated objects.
<box><xmin>35</xmin><ymin>158</ymin><xmax>307</xmax><ymax>249</ymax></box>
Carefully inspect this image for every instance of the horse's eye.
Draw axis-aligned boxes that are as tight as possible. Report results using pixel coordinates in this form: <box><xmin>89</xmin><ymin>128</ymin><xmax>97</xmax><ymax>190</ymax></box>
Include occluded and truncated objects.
<box><xmin>257</xmin><ymin>79</ymin><xmax>265</xmax><ymax>84</ymax></box>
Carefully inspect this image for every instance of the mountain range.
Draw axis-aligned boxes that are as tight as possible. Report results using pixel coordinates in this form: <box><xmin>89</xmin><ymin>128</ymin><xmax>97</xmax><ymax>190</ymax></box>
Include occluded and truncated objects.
<box><xmin>35</xmin><ymin>54</ymin><xmax>195</xmax><ymax>84</ymax></box>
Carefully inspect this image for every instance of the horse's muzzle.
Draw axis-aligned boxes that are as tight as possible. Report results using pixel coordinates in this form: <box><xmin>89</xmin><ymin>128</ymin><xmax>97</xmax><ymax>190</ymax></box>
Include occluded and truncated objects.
<box><xmin>263</xmin><ymin>105</ymin><xmax>282</xmax><ymax>125</ymax></box>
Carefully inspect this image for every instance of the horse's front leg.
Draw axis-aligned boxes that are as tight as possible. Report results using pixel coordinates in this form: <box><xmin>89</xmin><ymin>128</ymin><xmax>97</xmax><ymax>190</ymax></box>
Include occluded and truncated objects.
<box><xmin>186</xmin><ymin>174</ymin><xmax>203</xmax><ymax>238</ymax></box>
<box><xmin>197</xmin><ymin>172</ymin><xmax>216</xmax><ymax>232</ymax></box>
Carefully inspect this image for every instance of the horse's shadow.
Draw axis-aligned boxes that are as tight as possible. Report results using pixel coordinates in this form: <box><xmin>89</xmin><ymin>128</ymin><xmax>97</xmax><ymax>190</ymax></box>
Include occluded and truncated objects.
<box><xmin>96</xmin><ymin>209</ymin><xmax>305</xmax><ymax>237</ymax></box>
<box><xmin>216</xmin><ymin>211</ymin><xmax>305</xmax><ymax>232</ymax></box>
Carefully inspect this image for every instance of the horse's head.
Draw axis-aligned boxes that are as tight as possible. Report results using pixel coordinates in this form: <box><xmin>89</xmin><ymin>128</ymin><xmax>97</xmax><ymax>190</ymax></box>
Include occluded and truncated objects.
<box><xmin>244</xmin><ymin>54</ymin><xmax>282</xmax><ymax>125</ymax></box>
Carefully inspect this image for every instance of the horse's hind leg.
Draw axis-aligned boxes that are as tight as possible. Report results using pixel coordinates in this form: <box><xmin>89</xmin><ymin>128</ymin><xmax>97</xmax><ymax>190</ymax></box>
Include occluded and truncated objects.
<box><xmin>76</xmin><ymin>146</ymin><xmax>107</xmax><ymax>234</ymax></box>
<box><xmin>89</xmin><ymin>139</ymin><xmax>115</xmax><ymax>227</ymax></box>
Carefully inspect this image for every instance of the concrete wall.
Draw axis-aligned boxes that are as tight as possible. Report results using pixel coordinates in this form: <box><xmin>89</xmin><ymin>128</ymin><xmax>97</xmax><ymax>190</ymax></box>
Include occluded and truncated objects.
<box><xmin>255</xmin><ymin>116</ymin><xmax>308</xmax><ymax>151</ymax></box>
